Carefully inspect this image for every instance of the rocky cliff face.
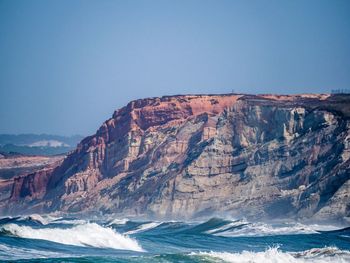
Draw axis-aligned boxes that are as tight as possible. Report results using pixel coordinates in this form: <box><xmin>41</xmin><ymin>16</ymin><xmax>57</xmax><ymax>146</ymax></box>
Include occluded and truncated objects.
<box><xmin>0</xmin><ymin>155</ymin><xmax>63</xmax><ymax>203</ymax></box>
<box><xmin>2</xmin><ymin>94</ymin><xmax>350</xmax><ymax>222</ymax></box>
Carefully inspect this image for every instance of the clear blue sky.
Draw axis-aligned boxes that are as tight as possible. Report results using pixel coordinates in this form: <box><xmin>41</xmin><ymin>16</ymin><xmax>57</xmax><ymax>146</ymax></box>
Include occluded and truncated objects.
<box><xmin>0</xmin><ymin>0</ymin><xmax>349</xmax><ymax>136</ymax></box>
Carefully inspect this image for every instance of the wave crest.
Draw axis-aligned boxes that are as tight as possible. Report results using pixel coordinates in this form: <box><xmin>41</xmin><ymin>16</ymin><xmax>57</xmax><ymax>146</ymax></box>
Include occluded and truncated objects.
<box><xmin>0</xmin><ymin>222</ymin><xmax>144</xmax><ymax>252</ymax></box>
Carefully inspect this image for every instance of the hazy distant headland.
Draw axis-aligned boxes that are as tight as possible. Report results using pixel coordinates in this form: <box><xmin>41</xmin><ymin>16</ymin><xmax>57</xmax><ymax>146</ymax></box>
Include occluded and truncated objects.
<box><xmin>0</xmin><ymin>134</ymin><xmax>84</xmax><ymax>156</ymax></box>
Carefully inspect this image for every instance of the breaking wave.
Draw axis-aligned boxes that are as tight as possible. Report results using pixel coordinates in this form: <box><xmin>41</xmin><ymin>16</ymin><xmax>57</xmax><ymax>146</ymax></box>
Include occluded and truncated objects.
<box><xmin>102</xmin><ymin>217</ymin><xmax>344</xmax><ymax>237</ymax></box>
<box><xmin>193</xmin><ymin>246</ymin><xmax>350</xmax><ymax>263</ymax></box>
<box><xmin>0</xmin><ymin>222</ymin><xmax>144</xmax><ymax>252</ymax></box>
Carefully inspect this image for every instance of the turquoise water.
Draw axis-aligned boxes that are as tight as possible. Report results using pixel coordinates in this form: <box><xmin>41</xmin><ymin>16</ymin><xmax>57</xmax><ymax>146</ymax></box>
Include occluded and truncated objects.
<box><xmin>0</xmin><ymin>216</ymin><xmax>349</xmax><ymax>262</ymax></box>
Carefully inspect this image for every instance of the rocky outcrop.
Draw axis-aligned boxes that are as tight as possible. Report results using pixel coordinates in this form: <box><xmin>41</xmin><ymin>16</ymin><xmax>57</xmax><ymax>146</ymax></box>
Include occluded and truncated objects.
<box><xmin>0</xmin><ymin>155</ymin><xmax>63</xmax><ymax>203</ymax></box>
<box><xmin>1</xmin><ymin>94</ymin><xmax>350</xmax><ymax>222</ymax></box>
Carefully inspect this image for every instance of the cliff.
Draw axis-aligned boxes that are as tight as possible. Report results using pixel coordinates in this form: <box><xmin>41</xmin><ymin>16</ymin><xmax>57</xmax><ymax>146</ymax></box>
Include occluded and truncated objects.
<box><xmin>2</xmin><ymin>94</ymin><xmax>350</xmax><ymax>222</ymax></box>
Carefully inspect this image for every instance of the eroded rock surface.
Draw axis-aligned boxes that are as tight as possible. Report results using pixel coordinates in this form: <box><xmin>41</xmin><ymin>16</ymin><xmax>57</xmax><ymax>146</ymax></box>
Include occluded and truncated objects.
<box><xmin>1</xmin><ymin>94</ymin><xmax>349</xmax><ymax>222</ymax></box>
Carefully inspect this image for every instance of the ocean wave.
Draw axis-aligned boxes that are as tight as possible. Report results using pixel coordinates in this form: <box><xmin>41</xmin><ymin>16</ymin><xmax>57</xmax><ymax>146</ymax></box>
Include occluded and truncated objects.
<box><xmin>1</xmin><ymin>214</ymin><xmax>63</xmax><ymax>226</ymax></box>
<box><xmin>193</xmin><ymin>246</ymin><xmax>350</xmax><ymax>263</ymax></box>
<box><xmin>125</xmin><ymin>222</ymin><xmax>163</xmax><ymax>235</ymax></box>
<box><xmin>0</xmin><ymin>216</ymin><xmax>20</xmax><ymax>225</ymax></box>
<box><xmin>0</xmin><ymin>222</ymin><xmax>144</xmax><ymax>252</ymax></box>
<box><xmin>109</xmin><ymin>217</ymin><xmax>343</xmax><ymax>238</ymax></box>
<box><xmin>216</xmin><ymin>222</ymin><xmax>320</xmax><ymax>237</ymax></box>
<box><xmin>205</xmin><ymin>219</ymin><xmax>249</xmax><ymax>234</ymax></box>
<box><xmin>195</xmin><ymin>218</ymin><xmax>340</xmax><ymax>237</ymax></box>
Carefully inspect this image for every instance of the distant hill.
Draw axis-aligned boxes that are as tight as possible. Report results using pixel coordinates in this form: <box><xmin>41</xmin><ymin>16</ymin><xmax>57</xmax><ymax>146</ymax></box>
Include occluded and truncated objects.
<box><xmin>0</xmin><ymin>134</ymin><xmax>84</xmax><ymax>156</ymax></box>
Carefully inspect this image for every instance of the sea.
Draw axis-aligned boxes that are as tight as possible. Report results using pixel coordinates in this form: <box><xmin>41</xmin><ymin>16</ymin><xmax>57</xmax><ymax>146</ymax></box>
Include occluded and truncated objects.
<box><xmin>0</xmin><ymin>215</ymin><xmax>349</xmax><ymax>262</ymax></box>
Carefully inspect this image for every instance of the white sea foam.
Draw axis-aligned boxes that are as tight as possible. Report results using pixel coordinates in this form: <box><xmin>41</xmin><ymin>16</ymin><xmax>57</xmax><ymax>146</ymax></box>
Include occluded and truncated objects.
<box><xmin>193</xmin><ymin>247</ymin><xmax>350</xmax><ymax>263</ymax></box>
<box><xmin>125</xmin><ymin>222</ymin><xmax>162</xmax><ymax>235</ymax></box>
<box><xmin>1</xmin><ymin>223</ymin><xmax>144</xmax><ymax>252</ymax></box>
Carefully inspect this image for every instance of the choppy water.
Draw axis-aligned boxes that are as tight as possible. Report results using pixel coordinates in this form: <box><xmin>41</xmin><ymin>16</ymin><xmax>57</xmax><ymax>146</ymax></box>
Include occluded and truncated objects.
<box><xmin>0</xmin><ymin>215</ymin><xmax>349</xmax><ymax>262</ymax></box>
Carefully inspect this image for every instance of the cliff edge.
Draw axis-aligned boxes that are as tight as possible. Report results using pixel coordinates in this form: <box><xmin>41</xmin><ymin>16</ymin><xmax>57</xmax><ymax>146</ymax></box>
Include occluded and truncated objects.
<box><xmin>2</xmin><ymin>94</ymin><xmax>350</xmax><ymax>222</ymax></box>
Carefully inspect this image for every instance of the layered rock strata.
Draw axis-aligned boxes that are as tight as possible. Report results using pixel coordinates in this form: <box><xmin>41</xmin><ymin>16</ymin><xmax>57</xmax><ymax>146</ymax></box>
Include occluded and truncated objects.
<box><xmin>2</xmin><ymin>94</ymin><xmax>349</xmax><ymax>222</ymax></box>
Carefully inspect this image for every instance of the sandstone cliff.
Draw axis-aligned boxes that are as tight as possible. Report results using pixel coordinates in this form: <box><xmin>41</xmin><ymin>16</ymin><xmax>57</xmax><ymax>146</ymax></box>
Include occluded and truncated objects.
<box><xmin>2</xmin><ymin>94</ymin><xmax>350</xmax><ymax>222</ymax></box>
